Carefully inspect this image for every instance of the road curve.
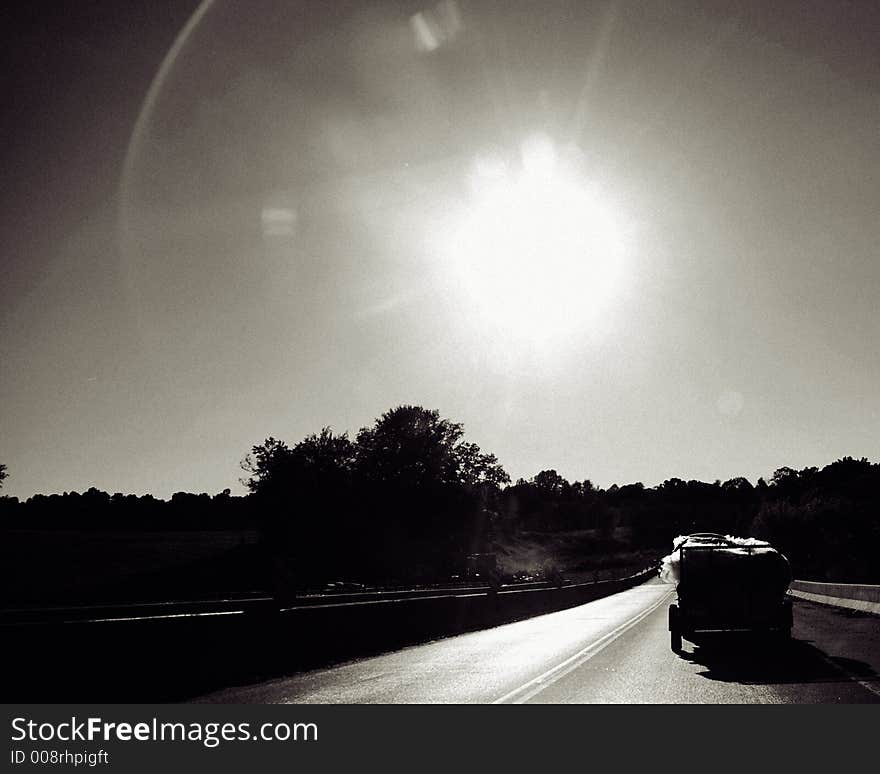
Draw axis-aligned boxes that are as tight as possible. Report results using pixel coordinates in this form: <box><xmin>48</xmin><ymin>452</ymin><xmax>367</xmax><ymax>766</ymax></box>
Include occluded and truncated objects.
<box><xmin>199</xmin><ymin>579</ymin><xmax>880</xmax><ymax>703</ymax></box>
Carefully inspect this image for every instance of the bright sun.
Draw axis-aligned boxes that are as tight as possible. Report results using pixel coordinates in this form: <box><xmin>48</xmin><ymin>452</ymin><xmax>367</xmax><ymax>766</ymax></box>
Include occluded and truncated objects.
<box><xmin>441</xmin><ymin>135</ymin><xmax>627</xmax><ymax>346</ymax></box>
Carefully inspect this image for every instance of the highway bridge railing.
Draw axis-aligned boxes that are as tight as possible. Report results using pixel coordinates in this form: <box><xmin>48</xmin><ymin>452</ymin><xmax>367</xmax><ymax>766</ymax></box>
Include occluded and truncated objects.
<box><xmin>789</xmin><ymin>580</ymin><xmax>880</xmax><ymax>615</ymax></box>
<box><xmin>1</xmin><ymin>566</ymin><xmax>658</xmax><ymax>701</ymax></box>
<box><xmin>0</xmin><ymin>569</ymin><xmax>656</xmax><ymax>625</ymax></box>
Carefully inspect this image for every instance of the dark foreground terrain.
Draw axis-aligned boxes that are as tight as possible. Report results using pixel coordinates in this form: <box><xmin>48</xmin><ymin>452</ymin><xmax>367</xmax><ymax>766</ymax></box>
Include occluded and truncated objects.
<box><xmin>4</xmin><ymin>579</ymin><xmax>877</xmax><ymax>703</ymax></box>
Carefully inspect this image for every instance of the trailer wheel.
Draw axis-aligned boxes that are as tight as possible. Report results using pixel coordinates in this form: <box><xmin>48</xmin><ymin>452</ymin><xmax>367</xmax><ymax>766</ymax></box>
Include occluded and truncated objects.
<box><xmin>668</xmin><ymin>604</ymin><xmax>682</xmax><ymax>653</ymax></box>
<box><xmin>775</xmin><ymin>599</ymin><xmax>793</xmax><ymax>645</ymax></box>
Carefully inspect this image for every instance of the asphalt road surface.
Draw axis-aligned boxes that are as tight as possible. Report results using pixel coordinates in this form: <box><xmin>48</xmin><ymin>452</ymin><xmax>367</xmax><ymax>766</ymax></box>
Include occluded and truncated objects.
<box><xmin>201</xmin><ymin>579</ymin><xmax>880</xmax><ymax>703</ymax></box>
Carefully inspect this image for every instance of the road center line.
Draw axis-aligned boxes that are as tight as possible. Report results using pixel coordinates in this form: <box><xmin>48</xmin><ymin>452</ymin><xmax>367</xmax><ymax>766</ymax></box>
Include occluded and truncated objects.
<box><xmin>493</xmin><ymin>589</ymin><xmax>673</xmax><ymax>704</ymax></box>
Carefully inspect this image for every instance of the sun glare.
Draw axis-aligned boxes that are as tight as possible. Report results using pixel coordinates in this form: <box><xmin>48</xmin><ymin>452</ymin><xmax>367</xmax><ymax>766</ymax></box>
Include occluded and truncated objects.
<box><xmin>442</xmin><ymin>135</ymin><xmax>627</xmax><ymax>346</ymax></box>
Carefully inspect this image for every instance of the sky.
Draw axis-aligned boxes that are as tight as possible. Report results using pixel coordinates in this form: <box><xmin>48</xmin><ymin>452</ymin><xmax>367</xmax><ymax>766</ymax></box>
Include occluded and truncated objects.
<box><xmin>2</xmin><ymin>0</ymin><xmax>879</xmax><ymax>500</ymax></box>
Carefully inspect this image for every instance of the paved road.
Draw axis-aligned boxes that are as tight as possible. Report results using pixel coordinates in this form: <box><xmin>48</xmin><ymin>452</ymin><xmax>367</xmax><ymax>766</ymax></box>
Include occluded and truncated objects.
<box><xmin>201</xmin><ymin>579</ymin><xmax>880</xmax><ymax>703</ymax></box>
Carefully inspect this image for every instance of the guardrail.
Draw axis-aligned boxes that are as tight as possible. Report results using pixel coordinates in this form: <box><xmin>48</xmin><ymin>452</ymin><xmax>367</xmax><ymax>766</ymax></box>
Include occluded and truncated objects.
<box><xmin>270</xmin><ymin>568</ymin><xmax>658</xmax><ymax>639</ymax></box>
<box><xmin>0</xmin><ymin>571</ymin><xmax>656</xmax><ymax>626</ymax></box>
<box><xmin>1</xmin><ymin>567</ymin><xmax>659</xmax><ymax>700</ymax></box>
<box><xmin>0</xmin><ymin>595</ymin><xmax>271</xmax><ymax>626</ymax></box>
<box><xmin>790</xmin><ymin>580</ymin><xmax>880</xmax><ymax>615</ymax></box>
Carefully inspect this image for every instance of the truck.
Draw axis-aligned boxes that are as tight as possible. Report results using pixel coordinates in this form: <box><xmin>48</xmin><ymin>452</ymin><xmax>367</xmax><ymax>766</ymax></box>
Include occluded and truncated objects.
<box><xmin>667</xmin><ymin>533</ymin><xmax>793</xmax><ymax>653</ymax></box>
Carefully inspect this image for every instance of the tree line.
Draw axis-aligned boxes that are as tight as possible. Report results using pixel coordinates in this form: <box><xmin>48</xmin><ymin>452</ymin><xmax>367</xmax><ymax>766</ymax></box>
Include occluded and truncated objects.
<box><xmin>1</xmin><ymin>407</ymin><xmax>878</xmax><ymax>586</ymax></box>
<box><xmin>496</xmin><ymin>457</ymin><xmax>880</xmax><ymax>583</ymax></box>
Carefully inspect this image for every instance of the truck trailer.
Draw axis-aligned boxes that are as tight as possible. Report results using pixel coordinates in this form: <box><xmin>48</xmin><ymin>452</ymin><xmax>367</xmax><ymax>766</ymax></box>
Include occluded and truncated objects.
<box><xmin>666</xmin><ymin>533</ymin><xmax>793</xmax><ymax>653</ymax></box>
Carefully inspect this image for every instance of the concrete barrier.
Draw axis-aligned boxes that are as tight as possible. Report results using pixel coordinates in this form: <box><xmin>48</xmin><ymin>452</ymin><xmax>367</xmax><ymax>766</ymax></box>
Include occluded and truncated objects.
<box><xmin>790</xmin><ymin>580</ymin><xmax>880</xmax><ymax>615</ymax></box>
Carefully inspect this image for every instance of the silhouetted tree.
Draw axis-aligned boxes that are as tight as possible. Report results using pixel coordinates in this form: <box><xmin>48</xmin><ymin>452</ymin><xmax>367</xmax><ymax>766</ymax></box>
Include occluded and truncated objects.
<box><xmin>770</xmin><ymin>466</ymin><xmax>800</xmax><ymax>496</ymax></box>
<box><xmin>355</xmin><ymin>406</ymin><xmax>507</xmax><ymax>489</ymax></box>
<box><xmin>453</xmin><ymin>442</ymin><xmax>510</xmax><ymax>488</ymax></box>
<box><xmin>531</xmin><ymin>469</ymin><xmax>568</xmax><ymax>498</ymax></box>
<box><xmin>722</xmin><ymin>476</ymin><xmax>753</xmax><ymax>495</ymax></box>
<box><xmin>234</xmin><ymin>408</ymin><xmax>510</xmax><ymax>586</ymax></box>
<box><xmin>292</xmin><ymin>428</ymin><xmax>356</xmax><ymax>486</ymax></box>
<box><xmin>0</xmin><ymin>464</ymin><xmax>7</xmax><ymax>489</ymax></box>
<box><xmin>240</xmin><ymin>437</ymin><xmax>291</xmax><ymax>496</ymax></box>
